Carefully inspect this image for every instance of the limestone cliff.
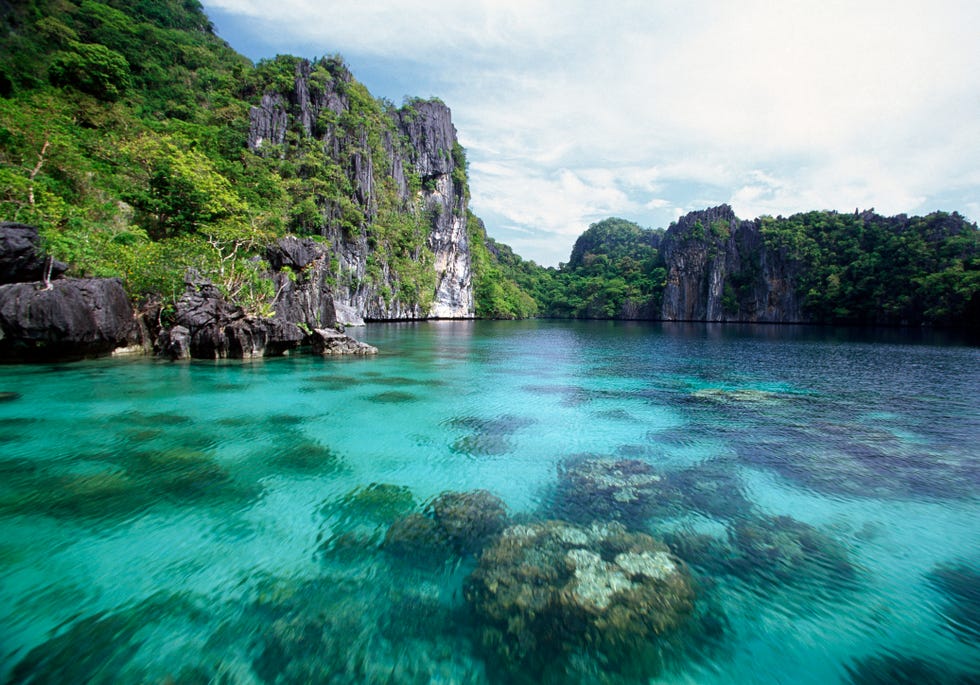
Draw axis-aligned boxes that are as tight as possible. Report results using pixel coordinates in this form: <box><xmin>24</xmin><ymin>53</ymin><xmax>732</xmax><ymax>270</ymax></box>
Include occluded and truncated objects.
<box><xmin>246</xmin><ymin>58</ymin><xmax>473</xmax><ymax>321</ymax></box>
<box><xmin>660</xmin><ymin>205</ymin><xmax>802</xmax><ymax>322</ymax></box>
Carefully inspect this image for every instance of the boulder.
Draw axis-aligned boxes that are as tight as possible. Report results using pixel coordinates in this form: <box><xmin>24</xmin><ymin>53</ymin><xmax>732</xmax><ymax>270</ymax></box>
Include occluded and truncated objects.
<box><xmin>383</xmin><ymin>513</ymin><xmax>450</xmax><ymax>560</ymax></box>
<box><xmin>266</xmin><ymin>236</ymin><xmax>321</xmax><ymax>271</ymax></box>
<box><xmin>266</xmin><ymin>237</ymin><xmax>347</xmax><ymax>327</ymax></box>
<box><xmin>155</xmin><ymin>325</ymin><xmax>191</xmax><ymax>360</ymax></box>
<box><xmin>664</xmin><ymin>514</ymin><xmax>857</xmax><ymax>587</ymax></box>
<box><xmin>383</xmin><ymin>489</ymin><xmax>509</xmax><ymax>561</ymax></box>
<box><xmin>0</xmin><ymin>222</ymin><xmax>67</xmax><ymax>284</ymax></box>
<box><xmin>426</xmin><ymin>489</ymin><xmax>508</xmax><ymax>554</ymax></box>
<box><xmin>0</xmin><ymin>277</ymin><xmax>137</xmax><ymax>361</ymax></box>
<box><xmin>310</xmin><ymin>327</ymin><xmax>377</xmax><ymax>356</ymax></box>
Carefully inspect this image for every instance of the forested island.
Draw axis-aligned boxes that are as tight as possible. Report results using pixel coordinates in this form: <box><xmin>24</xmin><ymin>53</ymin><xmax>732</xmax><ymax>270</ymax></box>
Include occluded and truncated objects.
<box><xmin>1</xmin><ymin>0</ymin><xmax>977</xmax><ymax>361</ymax></box>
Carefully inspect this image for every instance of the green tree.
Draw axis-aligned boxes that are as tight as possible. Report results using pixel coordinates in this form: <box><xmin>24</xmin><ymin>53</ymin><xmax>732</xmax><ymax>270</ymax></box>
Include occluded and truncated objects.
<box><xmin>49</xmin><ymin>42</ymin><xmax>132</xmax><ymax>101</ymax></box>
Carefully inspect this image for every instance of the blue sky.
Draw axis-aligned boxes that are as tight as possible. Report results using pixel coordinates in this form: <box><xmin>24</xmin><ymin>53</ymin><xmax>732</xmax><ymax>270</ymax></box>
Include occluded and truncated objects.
<box><xmin>201</xmin><ymin>0</ymin><xmax>980</xmax><ymax>266</ymax></box>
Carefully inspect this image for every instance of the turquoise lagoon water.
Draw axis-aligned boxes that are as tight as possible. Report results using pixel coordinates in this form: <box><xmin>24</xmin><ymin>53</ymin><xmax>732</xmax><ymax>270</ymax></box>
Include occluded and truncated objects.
<box><xmin>0</xmin><ymin>321</ymin><xmax>977</xmax><ymax>684</ymax></box>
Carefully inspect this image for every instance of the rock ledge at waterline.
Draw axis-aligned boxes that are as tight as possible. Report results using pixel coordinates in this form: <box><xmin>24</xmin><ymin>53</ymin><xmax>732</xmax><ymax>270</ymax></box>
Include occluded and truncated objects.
<box><xmin>0</xmin><ymin>223</ymin><xmax>375</xmax><ymax>362</ymax></box>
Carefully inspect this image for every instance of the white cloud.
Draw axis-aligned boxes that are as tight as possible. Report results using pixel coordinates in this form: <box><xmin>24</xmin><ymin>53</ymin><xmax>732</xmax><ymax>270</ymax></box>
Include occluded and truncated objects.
<box><xmin>203</xmin><ymin>0</ymin><xmax>980</xmax><ymax>264</ymax></box>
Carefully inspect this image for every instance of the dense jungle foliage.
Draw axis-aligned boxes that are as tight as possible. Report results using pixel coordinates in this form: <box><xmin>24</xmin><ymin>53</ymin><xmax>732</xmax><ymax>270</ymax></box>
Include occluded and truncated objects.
<box><xmin>758</xmin><ymin>210</ymin><xmax>980</xmax><ymax>325</ymax></box>
<box><xmin>543</xmin><ymin>218</ymin><xmax>666</xmax><ymax>319</ymax></box>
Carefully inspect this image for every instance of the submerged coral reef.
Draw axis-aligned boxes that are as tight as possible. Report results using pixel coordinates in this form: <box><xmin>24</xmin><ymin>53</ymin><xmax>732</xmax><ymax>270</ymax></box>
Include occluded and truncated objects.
<box><xmin>465</xmin><ymin>520</ymin><xmax>697</xmax><ymax>680</ymax></box>
<box><xmin>384</xmin><ymin>489</ymin><xmax>510</xmax><ymax>561</ymax></box>
<box><xmin>552</xmin><ymin>456</ymin><xmax>667</xmax><ymax>526</ymax></box>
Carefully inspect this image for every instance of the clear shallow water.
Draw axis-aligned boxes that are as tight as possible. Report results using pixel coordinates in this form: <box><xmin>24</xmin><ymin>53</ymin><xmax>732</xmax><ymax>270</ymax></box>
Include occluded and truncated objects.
<box><xmin>0</xmin><ymin>321</ymin><xmax>977</xmax><ymax>684</ymax></box>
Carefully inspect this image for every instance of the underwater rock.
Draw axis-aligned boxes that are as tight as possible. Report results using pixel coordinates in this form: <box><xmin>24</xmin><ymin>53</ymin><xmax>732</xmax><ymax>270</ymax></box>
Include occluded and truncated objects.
<box><xmin>446</xmin><ymin>413</ymin><xmax>535</xmax><ymax>457</ymax></box>
<box><xmin>843</xmin><ymin>652</ymin><xmax>976</xmax><ymax>685</ymax></box>
<box><xmin>6</xmin><ymin>596</ymin><xmax>192</xmax><ymax>685</ymax></box>
<box><xmin>926</xmin><ymin>560</ymin><xmax>980</xmax><ymax>644</ymax></box>
<box><xmin>664</xmin><ymin>460</ymin><xmax>756</xmax><ymax>521</ymax></box>
<box><xmin>383</xmin><ymin>513</ymin><xmax>451</xmax><ymax>560</ymax></box>
<box><xmin>368</xmin><ymin>390</ymin><xmax>417</xmax><ymax>403</ymax></box>
<box><xmin>383</xmin><ymin>489</ymin><xmax>509</xmax><ymax>561</ymax></box>
<box><xmin>273</xmin><ymin>438</ymin><xmax>344</xmax><ymax>473</ymax></box>
<box><xmin>730</xmin><ymin>515</ymin><xmax>857</xmax><ymax>583</ymax></box>
<box><xmin>254</xmin><ymin>616</ymin><xmax>343</xmax><ymax>683</ymax></box>
<box><xmin>735</xmin><ymin>421</ymin><xmax>979</xmax><ymax>503</ymax></box>
<box><xmin>689</xmin><ymin>388</ymin><xmax>787</xmax><ymax>406</ymax></box>
<box><xmin>427</xmin><ymin>489</ymin><xmax>508</xmax><ymax>554</ymax></box>
<box><xmin>333</xmin><ymin>483</ymin><xmax>417</xmax><ymax>523</ymax></box>
<box><xmin>663</xmin><ymin>529</ymin><xmax>724</xmax><ymax>561</ymax></box>
<box><xmin>666</xmin><ymin>515</ymin><xmax>857</xmax><ymax>587</ymax></box>
<box><xmin>244</xmin><ymin>573</ymin><xmax>485</xmax><ymax>684</ymax></box>
<box><xmin>320</xmin><ymin>483</ymin><xmax>417</xmax><ymax>554</ymax></box>
<box><xmin>42</xmin><ymin>471</ymin><xmax>147</xmax><ymax>519</ymax></box>
<box><xmin>554</xmin><ymin>456</ymin><xmax>667</xmax><ymax>526</ymax></box>
<box><xmin>465</xmin><ymin>520</ymin><xmax>696</xmax><ymax>679</ymax></box>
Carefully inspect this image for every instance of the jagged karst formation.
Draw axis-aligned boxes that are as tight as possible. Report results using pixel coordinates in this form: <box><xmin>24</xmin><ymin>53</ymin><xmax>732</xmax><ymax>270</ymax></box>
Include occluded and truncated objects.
<box><xmin>246</xmin><ymin>58</ymin><xmax>472</xmax><ymax>321</ymax></box>
<box><xmin>660</xmin><ymin>205</ymin><xmax>802</xmax><ymax>323</ymax></box>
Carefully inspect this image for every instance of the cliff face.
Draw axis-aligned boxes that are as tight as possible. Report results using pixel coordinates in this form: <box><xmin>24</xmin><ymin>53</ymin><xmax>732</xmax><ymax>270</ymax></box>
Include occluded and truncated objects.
<box><xmin>396</xmin><ymin>100</ymin><xmax>472</xmax><ymax>319</ymax></box>
<box><xmin>660</xmin><ymin>205</ymin><xmax>802</xmax><ymax>322</ymax></box>
<box><xmin>247</xmin><ymin>59</ymin><xmax>472</xmax><ymax>321</ymax></box>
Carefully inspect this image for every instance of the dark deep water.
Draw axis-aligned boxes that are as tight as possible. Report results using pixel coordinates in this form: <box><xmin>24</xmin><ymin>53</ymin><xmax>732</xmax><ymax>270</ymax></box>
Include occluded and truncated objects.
<box><xmin>0</xmin><ymin>321</ymin><xmax>977</xmax><ymax>684</ymax></box>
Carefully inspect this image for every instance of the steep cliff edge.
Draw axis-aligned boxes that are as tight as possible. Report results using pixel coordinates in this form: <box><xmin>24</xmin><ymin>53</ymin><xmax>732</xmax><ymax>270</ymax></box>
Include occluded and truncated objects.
<box><xmin>660</xmin><ymin>205</ymin><xmax>802</xmax><ymax>322</ymax></box>
<box><xmin>246</xmin><ymin>58</ymin><xmax>473</xmax><ymax>321</ymax></box>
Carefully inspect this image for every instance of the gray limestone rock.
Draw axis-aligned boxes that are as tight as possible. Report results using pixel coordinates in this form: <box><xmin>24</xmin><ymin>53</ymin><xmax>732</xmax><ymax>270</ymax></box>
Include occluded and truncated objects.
<box><xmin>660</xmin><ymin>205</ymin><xmax>802</xmax><ymax>322</ymax></box>
<box><xmin>310</xmin><ymin>327</ymin><xmax>377</xmax><ymax>355</ymax></box>
<box><xmin>0</xmin><ymin>277</ymin><xmax>136</xmax><ymax>361</ymax></box>
<box><xmin>247</xmin><ymin>59</ymin><xmax>474</xmax><ymax>322</ymax></box>
<box><xmin>157</xmin><ymin>274</ymin><xmax>306</xmax><ymax>360</ymax></box>
<box><xmin>0</xmin><ymin>222</ymin><xmax>67</xmax><ymax>284</ymax></box>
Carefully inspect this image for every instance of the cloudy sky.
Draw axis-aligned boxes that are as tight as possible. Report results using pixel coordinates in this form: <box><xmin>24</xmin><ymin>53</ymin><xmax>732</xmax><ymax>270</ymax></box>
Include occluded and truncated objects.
<box><xmin>201</xmin><ymin>0</ymin><xmax>980</xmax><ymax>266</ymax></box>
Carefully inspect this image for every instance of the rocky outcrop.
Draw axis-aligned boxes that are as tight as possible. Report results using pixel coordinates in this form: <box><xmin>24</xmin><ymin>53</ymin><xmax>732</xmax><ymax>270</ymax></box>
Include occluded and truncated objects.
<box><xmin>310</xmin><ymin>327</ymin><xmax>376</xmax><ymax>355</ymax></box>
<box><xmin>0</xmin><ymin>222</ymin><xmax>67</xmax><ymax>284</ymax></box>
<box><xmin>266</xmin><ymin>237</ymin><xmax>344</xmax><ymax>326</ymax></box>
<box><xmin>0</xmin><ymin>278</ymin><xmax>137</xmax><ymax>361</ymax></box>
<box><xmin>156</xmin><ymin>266</ymin><xmax>375</xmax><ymax>360</ymax></box>
<box><xmin>0</xmin><ymin>223</ymin><xmax>136</xmax><ymax>361</ymax></box>
<box><xmin>247</xmin><ymin>93</ymin><xmax>288</xmax><ymax>151</ymax></box>
<box><xmin>660</xmin><ymin>205</ymin><xmax>735</xmax><ymax>321</ymax></box>
<box><xmin>247</xmin><ymin>59</ymin><xmax>473</xmax><ymax>321</ymax></box>
<box><xmin>156</xmin><ymin>275</ymin><xmax>303</xmax><ymax>359</ymax></box>
<box><xmin>660</xmin><ymin>205</ymin><xmax>802</xmax><ymax>322</ymax></box>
